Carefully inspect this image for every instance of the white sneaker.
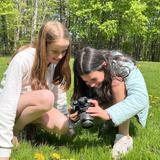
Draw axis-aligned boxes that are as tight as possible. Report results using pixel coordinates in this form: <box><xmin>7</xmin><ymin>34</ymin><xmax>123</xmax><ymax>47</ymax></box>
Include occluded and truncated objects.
<box><xmin>112</xmin><ymin>134</ymin><xmax>133</xmax><ymax>159</ymax></box>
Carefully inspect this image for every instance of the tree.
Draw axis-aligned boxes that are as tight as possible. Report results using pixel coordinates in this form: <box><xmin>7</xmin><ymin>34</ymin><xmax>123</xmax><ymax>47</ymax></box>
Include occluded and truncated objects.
<box><xmin>0</xmin><ymin>0</ymin><xmax>18</xmax><ymax>54</ymax></box>
<box><xmin>31</xmin><ymin>0</ymin><xmax>38</xmax><ymax>43</ymax></box>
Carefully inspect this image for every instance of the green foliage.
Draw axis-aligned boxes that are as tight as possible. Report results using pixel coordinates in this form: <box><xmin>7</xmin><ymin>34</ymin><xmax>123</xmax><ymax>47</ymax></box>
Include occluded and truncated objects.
<box><xmin>0</xmin><ymin>0</ymin><xmax>160</xmax><ymax>60</ymax></box>
<box><xmin>68</xmin><ymin>0</ymin><xmax>160</xmax><ymax>60</ymax></box>
<box><xmin>0</xmin><ymin>0</ymin><xmax>16</xmax><ymax>15</ymax></box>
<box><xmin>98</xmin><ymin>20</ymin><xmax>118</xmax><ymax>39</ymax></box>
<box><xmin>122</xmin><ymin>1</ymin><xmax>148</xmax><ymax>35</ymax></box>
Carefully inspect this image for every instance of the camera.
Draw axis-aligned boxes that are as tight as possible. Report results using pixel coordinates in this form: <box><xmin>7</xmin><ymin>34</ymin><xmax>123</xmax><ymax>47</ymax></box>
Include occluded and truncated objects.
<box><xmin>71</xmin><ymin>96</ymin><xmax>94</xmax><ymax>129</ymax></box>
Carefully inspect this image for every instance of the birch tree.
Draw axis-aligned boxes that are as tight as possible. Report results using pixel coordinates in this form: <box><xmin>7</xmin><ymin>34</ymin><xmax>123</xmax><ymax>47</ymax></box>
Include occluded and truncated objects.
<box><xmin>31</xmin><ymin>0</ymin><xmax>38</xmax><ymax>43</ymax></box>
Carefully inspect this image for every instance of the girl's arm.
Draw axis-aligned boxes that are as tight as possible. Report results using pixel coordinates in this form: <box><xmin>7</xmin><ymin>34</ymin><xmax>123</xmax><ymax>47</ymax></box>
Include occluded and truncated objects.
<box><xmin>0</xmin><ymin>55</ymin><xmax>25</xmax><ymax>158</ymax></box>
<box><xmin>52</xmin><ymin>85</ymin><xmax>68</xmax><ymax>115</ymax></box>
<box><xmin>106</xmin><ymin>68</ymin><xmax>149</xmax><ymax>127</ymax></box>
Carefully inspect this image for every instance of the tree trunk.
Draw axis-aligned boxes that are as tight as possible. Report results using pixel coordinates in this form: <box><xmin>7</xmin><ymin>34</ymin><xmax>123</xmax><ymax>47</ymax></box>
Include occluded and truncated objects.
<box><xmin>133</xmin><ymin>36</ymin><xmax>143</xmax><ymax>60</ymax></box>
<box><xmin>31</xmin><ymin>0</ymin><xmax>38</xmax><ymax>43</ymax></box>
<box><xmin>1</xmin><ymin>15</ymin><xmax>9</xmax><ymax>55</ymax></box>
<box><xmin>14</xmin><ymin>0</ymin><xmax>21</xmax><ymax>50</ymax></box>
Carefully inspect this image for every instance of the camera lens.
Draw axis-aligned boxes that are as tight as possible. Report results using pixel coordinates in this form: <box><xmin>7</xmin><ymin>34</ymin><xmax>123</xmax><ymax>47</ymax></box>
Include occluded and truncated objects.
<box><xmin>80</xmin><ymin>112</ymin><xmax>94</xmax><ymax>128</ymax></box>
<box><xmin>81</xmin><ymin>119</ymin><xmax>94</xmax><ymax>128</ymax></box>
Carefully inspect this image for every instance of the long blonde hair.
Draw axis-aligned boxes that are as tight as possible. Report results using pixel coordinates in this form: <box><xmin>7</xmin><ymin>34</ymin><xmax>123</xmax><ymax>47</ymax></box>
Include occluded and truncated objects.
<box><xmin>31</xmin><ymin>21</ymin><xmax>71</xmax><ymax>90</ymax></box>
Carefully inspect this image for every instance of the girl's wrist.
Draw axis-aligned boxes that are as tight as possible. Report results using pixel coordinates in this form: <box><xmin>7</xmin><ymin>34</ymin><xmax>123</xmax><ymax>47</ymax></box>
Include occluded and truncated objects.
<box><xmin>102</xmin><ymin>110</ymin><xmax>111</xmax><ymax>121</ymax></box>
<box><xmin>107</xmin><ymin>112</ymin><xmax>111</xmax><ymax>120</ymax></box>
<box><xmin>105</xmin><ymin>111</ymin><xmax>111</xmax><ymax>121</ymax></box>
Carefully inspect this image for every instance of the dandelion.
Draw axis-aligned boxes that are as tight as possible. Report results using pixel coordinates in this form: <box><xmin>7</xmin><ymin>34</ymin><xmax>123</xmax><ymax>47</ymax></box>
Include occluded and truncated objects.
<box><xmin>34</xmin><ymin>152</ymin><xmax>45</xmax><ymax>160</ymax></box>
<box><xmin>154</xmin><ymin>97</ymin><xmax>160</xmax><ymax>101</ymax></box>
<box><xmin>151</xmin><ymin>100</ymin><xmax>156</xmax><ymax>104</ymax></box>
<box><xmin>154</xmin><ymin>96</ymin><xmax>159</xmax><ymax>99</ymax></box>
<box><xmin>50</xmin><ymin>152</ymin><xmax>61</xmax><ymax>160</ymax></box>
<box><xmin>137</xmin><ymin>64</ymin><xmax>141</xmax><ymax>68</ymax></box>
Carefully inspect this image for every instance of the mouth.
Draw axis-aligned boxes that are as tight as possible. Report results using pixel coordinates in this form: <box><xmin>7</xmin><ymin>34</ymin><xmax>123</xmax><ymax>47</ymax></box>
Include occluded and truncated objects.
<box><xmin>88</xmin><ymin>83</ymin><xmax>102</xmax><ymax>88</ymax></box>
<box><xmin>96</xmin><ymin>83</ymin><xmax>102</xmax><ymax>88</ymax></box>
<box><xmin>52</xmin><ymin>58</ymin><xmax>60</xmax><ymax>63</ymax></box>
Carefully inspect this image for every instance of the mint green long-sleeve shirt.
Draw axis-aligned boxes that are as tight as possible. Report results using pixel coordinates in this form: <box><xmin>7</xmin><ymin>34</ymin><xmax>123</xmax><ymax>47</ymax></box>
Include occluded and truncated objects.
<box><xmin>107</xmin><ymin>65</ymin><xmax>149</xmax><ymax>127</ymax></box>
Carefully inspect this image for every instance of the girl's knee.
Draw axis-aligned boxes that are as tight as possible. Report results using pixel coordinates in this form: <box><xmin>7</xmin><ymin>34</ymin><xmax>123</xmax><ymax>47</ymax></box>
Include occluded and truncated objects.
<box><xmin>41</xmin><ymin>113</ymin><xmax>69</xmax><ymax>134</ymax></box>
<box><xmin>45</xmin><ymin>122</ymin><xmax>69</xmax><ymax>134</ymax></box>
<box><xmin>39</xmin><ymin>90</ymin><xmax>55</xmax><ymax>111</ymax></box>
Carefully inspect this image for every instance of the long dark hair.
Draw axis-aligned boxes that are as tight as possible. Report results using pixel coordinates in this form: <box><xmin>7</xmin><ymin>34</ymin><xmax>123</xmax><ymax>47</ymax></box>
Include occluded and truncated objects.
<box><xmin>72</xmin><ymin>47</ymin><xmax>136</xmax><ymax>104</ymax></box>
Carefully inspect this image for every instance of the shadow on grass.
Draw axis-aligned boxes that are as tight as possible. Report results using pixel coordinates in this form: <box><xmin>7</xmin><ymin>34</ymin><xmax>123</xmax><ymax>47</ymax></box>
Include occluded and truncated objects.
<box><xmin>26</xmin><ymin>119</ymin><xmax>138</xmax><ymax>152</ymax></box>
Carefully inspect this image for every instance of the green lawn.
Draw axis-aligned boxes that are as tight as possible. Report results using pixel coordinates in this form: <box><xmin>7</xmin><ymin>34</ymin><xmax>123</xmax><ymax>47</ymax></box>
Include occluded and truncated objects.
<box><xmin>0</xmin><ymin>58</ymin><xmax>160</xmax><ymax>160</ymax></box>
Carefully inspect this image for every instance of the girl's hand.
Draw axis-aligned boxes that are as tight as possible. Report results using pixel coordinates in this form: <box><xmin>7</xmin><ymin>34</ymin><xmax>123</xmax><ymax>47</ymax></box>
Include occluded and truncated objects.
<box><xmin>86</xmin><ymin>99</ymin><xmax>110</xmax><ymax>121</ymax></box>
<box><xmin>68</xmin><ymin>108</ymin><xmax>79</xmax><ymax>122</ymax></box>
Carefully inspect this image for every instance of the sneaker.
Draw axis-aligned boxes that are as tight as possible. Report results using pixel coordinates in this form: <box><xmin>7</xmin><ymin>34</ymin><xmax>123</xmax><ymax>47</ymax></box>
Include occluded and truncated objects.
<box><xmin>112</xmin><ymin>134</ymin><xmax>133</xmax><ymax>159</ymax></box>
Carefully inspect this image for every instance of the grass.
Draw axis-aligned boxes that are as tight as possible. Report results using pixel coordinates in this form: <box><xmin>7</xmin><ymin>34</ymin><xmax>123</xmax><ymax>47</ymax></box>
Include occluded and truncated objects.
<box><xmin>0</xmin><ymin>58</ymin><xmax>160</xmax><ymax>160</ymax></box>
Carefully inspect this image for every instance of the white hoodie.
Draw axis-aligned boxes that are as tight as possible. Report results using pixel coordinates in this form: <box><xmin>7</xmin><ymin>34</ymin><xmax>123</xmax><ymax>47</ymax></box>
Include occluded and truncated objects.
<box><xmin>0</xmin><ymin>47</ymin><xmax>68</xmax><ymax>157</ymax></box>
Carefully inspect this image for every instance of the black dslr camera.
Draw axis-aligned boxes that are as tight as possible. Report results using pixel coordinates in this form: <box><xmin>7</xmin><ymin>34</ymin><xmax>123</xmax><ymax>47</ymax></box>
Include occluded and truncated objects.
<box><xmin>71</xmin><ymin>97</ymin><xmax>94</xmax><ymax>129</ymax></box>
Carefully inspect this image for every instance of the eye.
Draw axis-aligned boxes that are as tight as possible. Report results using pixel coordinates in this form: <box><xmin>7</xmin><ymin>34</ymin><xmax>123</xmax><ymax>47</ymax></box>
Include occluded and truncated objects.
<box><xmin>91</xmin><ymin>78</ymin><xmax>97</xmax><ymax>82</ymax></box>
<box><xmin>48</xmin><ymin>50</ymin><xmax>57</xmax><ymax>55</ymax></box>
<box><xmin>52</xmin><ymin>50</ymin><xmax>58</xmax><ymax>54</ymax></box>
<box><xmin>84</xmin><ymin>78</ymin><xmax>97</xmax><ymax>86</ymax></box>
<box><xmin>50</xmin><ymin>50</ymin><xmax>66</xmax><ymax>55</ymax></box>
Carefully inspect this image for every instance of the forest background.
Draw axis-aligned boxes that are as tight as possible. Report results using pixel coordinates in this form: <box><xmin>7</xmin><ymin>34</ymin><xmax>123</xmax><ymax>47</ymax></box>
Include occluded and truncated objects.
<box><xmin>0</xmin><ymin>0</ymin><xmax>160</xmax><ymax>61</ymax></box>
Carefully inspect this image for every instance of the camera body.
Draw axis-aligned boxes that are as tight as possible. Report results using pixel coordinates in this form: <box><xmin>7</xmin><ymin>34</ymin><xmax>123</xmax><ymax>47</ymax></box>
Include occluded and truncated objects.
<box><xmin>71</xmin><ymin>96</ymin><xmax>94</xmax><ymax>129</ymax></box>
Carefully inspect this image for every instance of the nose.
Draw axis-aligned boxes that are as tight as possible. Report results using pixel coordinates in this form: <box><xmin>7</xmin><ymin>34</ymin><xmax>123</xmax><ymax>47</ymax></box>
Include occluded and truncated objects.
<box><xmin>56</xmin><ymin>53</ymin><xmax>64</xmax><ymax>60</ymax></box>
<box><xmin>58</xmin><ymin>53</ymin><xmax>63</xmax><ymax>59</ymax></box>
<box><xmin>89</xmin><ymin>83</ymin><xmax>96</xmax><ymax>88</ymax></box>
<box><xmin>53</xmin><ymin>53</ymin><xmax>63</xmax><ymax>61</ymax></box>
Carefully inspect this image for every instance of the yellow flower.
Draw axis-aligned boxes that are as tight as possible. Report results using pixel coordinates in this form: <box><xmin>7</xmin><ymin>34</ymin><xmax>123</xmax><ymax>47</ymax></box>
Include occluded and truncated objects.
<box><xmin>50</xmin><ymin>152</ymin><xmax>61</xmax><ymax>160</ymax></box>
<box><xmin>154</xmin><ymin>96</ymin><xmax>160</xmax><ymax>100</ymax></box>
<box><xmin>137</xmin><ymin>64</ymin><xmax>141</xmax><ymax>67</ymax></box>
<box><xmin>34</xmin><ymin>152</ymin><xmax>45</xmax><ymax>160</ymax></box>
<box><xmin>151</xmin><ymin>100</ymin><xmax>156</xmax><ymax>104</ymax></box>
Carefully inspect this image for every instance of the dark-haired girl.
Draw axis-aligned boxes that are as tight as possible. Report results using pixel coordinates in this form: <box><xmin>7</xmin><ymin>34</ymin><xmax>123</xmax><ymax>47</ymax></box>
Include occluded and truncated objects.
<box><xmin>71</xmin><ymin>47</ymin><xmax>149</xmax><ymax>159</ymax></box>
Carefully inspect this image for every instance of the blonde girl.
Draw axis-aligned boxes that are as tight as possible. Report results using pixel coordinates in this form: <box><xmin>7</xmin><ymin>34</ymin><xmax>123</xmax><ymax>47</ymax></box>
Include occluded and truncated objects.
<box><xmin>0</xmin><ymin>21</ymin><xmax>71</xmax><ymax>160</ymax></box>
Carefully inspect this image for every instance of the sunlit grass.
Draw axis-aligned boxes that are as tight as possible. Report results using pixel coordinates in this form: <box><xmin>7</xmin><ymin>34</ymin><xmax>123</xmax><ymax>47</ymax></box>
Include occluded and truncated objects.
<box><xmin>0</xmin><ymin>57</ymin><xmax>160</xmax><ymax>160</ymax></box>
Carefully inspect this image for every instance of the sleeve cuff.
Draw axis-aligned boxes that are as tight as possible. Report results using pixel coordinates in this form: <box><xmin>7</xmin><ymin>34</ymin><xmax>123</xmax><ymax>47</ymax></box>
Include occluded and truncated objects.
<box><xmin>106</xmin><ymin>109</ymin><xmax>119</xmax><ymax>126</ymax></box>
<box><xmin>0</xmin><ymin>148</ymin><xmax>11</xmax><ymax>157</ymax></box>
